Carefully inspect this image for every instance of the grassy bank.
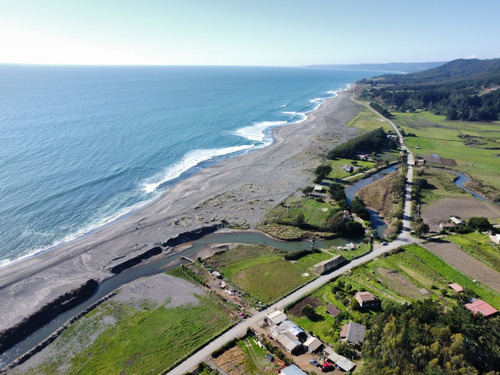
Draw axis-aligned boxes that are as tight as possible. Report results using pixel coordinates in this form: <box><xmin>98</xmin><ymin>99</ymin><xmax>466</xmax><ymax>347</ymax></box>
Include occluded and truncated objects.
<box><xmin>18</xmin><ymin>280</ymin><xmax>235</xmax><ymax>375</ymax></box>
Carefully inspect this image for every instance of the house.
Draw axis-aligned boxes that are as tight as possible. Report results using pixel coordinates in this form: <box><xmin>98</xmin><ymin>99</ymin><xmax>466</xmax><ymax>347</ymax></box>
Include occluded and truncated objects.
<box><xmin>312</xmin><ymin>255</ymin><xmax>346</xmax><ymax>275</ymax></box>
<box><xmin>280</xmin><ymin>364</ymin><xmax>307</xmax><ymax>375</ymax></box>
<box><xmin>450</xmin><ymin>216</ymin><xmax>463</xmax><ymax>225</ymax></box>
<box><xmin>266</xmin><ymin>310</ymin><xmax>288</xmax><ymax>326</ymax></box>
<box><xmin>449</xmin><ymin>283</ymin><xmax>464</xmax><ymax>292</ymax></box>
<box><xmin>344</xmin><ymin>164</ymin><xmax>353</xmax><ymax>173</ymax></box>
<box><xmin>279</xmin><ymin>319</ymin><xmax>306</xmax><ymax>341</ymax></box>
<box><xmin>314</xmin><ymin>185</ymin><xmax>324</xmax><ymax>193</ymax></box>
<box><xmin>328</xmin><ymin>351</ymin><xmax>356</xmax><ymax>372</ymax></box>
<box><xmin>355</xmin><ymin>291</ymin><xmax>379</xmax><ymax>308</ymax></box>
<box><xmin>326</xmin><ymin>303</ymin><xmax>340</xmax><ymax>317</ymax></box>
<box><xmin>303</xmin><ymin>336</ymin><xmax>323</xmax><ymax>353</ymax></box>
<box><xmin>465</xmin><ymin>299</ymin><xmax>498</xmax><ymax>318</ymax></box>
<box><xmin>340</xmin><ymin>321</ymin><xmax>366</xmax><ymax>346</ymax></box>
<box><xmin>276</xmin><ymin>331</ymin><xmax>302</xmax><ymax>354</ymax></box>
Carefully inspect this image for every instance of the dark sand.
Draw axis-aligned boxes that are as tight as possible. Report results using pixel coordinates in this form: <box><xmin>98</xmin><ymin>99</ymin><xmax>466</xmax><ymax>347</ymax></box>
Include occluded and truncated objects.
<box><xmin>0</xmin><ymin>90</ymin><xmax>362</xmax><ymax>337</ymax></box>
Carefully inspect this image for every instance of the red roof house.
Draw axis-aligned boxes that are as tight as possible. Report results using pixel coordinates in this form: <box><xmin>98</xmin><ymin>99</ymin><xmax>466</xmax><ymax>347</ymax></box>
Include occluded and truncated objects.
<box><xmin>465</xmin><ymin>299</ymin><xmax>498</xmax><ymax>317</ymax></box>
<box><xmin>355</xmin><ymin>291</ymin><xmax>379</xmax><ymax>308</ymax></box>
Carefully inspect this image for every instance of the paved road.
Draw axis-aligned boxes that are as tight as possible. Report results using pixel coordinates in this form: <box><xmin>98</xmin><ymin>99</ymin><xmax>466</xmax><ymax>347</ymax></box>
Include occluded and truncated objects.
<box><xmin>168</xmin><ymin>104</ymin><xmax>418</xmax><ymax>375</ymax></box>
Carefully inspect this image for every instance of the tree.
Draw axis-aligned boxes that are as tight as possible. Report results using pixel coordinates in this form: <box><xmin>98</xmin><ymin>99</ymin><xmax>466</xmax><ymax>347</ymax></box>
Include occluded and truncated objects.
<box><xmin>292</xmin><ymin>213</ymin><xmax>305</xmax><ymax>228</ymax></box>
<box><xmin>414</xmin><ymin>222</ymin><xmax>429</xmax><ymax>237</ymax></box>
<box><xmin>303</xmin><ymin>186</ymin><xmax>313</xmax><ymax>195</ymax></box>
<box><xmin>327</xmin><ymin>211</ymin><xmax>346</xmax><ymax>233</ymax></box>
<box><xmin>302</xmin><ymin>304</ymin><xmax>316</xmax><ymax>320</ymax></box>
<box><xmin>467</xmin><ymin>216</ymin><xmax>491</xmax><ymax>231</ymax></box>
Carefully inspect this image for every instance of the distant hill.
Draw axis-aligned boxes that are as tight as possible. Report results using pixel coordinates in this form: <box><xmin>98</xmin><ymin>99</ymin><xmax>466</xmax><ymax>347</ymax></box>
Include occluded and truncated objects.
<box><xmin>308</xmin><ymin>62</ymin><xmax>447</xmax><ymax>74</ymax></box>
<box><xmin>358</xmin><ymin>58</ymin><xmax>500</xmax><ymax>121</ymax></box>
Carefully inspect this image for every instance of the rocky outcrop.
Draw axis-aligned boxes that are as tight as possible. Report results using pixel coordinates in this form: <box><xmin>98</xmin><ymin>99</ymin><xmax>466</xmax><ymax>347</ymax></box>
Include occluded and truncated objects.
<box><xmin>0</xmin><ymin>279</ymin><xmax>98</xmax><ymax>354</ymax></box>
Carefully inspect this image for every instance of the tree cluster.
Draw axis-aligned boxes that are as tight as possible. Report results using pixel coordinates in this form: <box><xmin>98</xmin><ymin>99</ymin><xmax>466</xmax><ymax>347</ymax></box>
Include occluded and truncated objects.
<box><xmin>360</xmin><ymin>299</ymin><xmax>500</xmax><ymax>375</ymax></box>
<box><xmin>359</xmin><ymin>58</ymin><xmax>500</xmax><ymax>121</ymax></box>
<box><xmin>327</xmin><ymin>128</ymin><xmax>391</xmax><ymax>159</ymax></box>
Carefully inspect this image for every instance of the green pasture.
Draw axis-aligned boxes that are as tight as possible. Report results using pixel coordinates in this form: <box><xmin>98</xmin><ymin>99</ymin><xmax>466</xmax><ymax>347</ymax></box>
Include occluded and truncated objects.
<box><xmin>446</xmin><ymin>232</ymin><xmax>500</xmax><ymax>273</ymax></box>
<box><xmin>266</xmin><ymin>194</ymin><xmax>336</xmax><ymax>229</ymax></box>
<box><xmin>326</xmin><ymin>158</ymin><xmax>377</xmax><ymax>180</ymax></box>
<box><xmin>347</xmin><ymin>107</ymin><xmax>394</xmax><ymax>132</ymax></box>
<box><xmin>417</xmin><ymin>167</ymin><xmax>469</xmax><ymax>204</ymax></box>
<box><xmin>27</xmin><ymin>294</ymin><xmax>234</xmax><ymax>375</ymax></box>
<box><xmin>205</xmin><ymin>244</ymin><xmax>331</xmax><ymax>304</ymax></box>
<box><xmin>393</xmin><ymin>111</ymin><xmax>500</xmax><ymax>190</ymax></box>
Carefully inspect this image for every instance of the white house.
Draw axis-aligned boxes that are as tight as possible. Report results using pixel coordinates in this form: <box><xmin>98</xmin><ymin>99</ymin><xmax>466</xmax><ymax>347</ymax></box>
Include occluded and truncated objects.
<box><xmin>303</xmin><ymin>336</ymin><xmax>322</xmax><ymax>353</ymax></box>
<box><xmin>266</xmin><ymin>310</ymin><xmax>288</xmax><ymax>326</ymax></box>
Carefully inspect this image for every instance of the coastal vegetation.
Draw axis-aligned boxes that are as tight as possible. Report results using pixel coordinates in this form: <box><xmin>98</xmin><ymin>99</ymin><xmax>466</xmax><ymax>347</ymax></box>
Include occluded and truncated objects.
<box><xmin>327</xmin><ymin>127</ymin><xmax>397</xmax><ymax>159</ymax></box>
<box><xmin>17</xmin><ymin>288</ymin><xmax>235</xmax><ymax>375</ymax></box>
<box><xmin>446</xmin><ymin>232</ymin><xmax>500</xmax><ymax>273</ymax></box>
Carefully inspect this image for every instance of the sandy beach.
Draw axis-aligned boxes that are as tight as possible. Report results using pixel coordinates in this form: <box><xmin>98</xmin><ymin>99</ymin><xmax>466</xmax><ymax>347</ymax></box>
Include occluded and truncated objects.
<box><xmin>0</xmin><ymin>90</ymin><xmax>362</xmax><ymax>351</ymax></box>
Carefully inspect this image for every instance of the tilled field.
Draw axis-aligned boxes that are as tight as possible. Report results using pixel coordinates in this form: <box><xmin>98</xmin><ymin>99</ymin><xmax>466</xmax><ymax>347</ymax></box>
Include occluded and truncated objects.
<box><xmin>422</xmin><ymin>197</ymin><xmax>500</xmax><ymax>232</ymax></box>
<box><xmin>425</xmin><ymin>240</ymin><xmax>500</xmax><ymax>293</ymax></box>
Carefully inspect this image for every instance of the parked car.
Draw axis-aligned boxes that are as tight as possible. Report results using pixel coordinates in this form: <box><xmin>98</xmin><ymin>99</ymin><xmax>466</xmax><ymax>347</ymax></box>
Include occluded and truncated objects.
<box><xmin>309</xmin><ymin>359</ymin><xmax>320</xmax><ymax>367</ymax></box>
<box><xmin>265</xmin><ymin>354</ymin><xmax>274</xmax><ymax>362</ymax></box>
<box><xmin>321</xmin><ymin>362</ymin><xmax>334</xmax><ymax>372</ymax></box>
<box><xmin>382</xmin><ymin>241</ymin><xmax>388</xmax><ymax>246</ymax></box>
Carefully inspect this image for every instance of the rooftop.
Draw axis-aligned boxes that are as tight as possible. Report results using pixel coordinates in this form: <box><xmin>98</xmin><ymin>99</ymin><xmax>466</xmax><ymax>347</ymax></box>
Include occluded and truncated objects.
<box><xmin>449</xmin><ymin>283</ymin><xmax>464</xmax><ymax>292</ymax></box>
<box><xmin>355</xmin><ymin>291</ymin><xmax>376</xmax><ymax>302</ymax></box>
<box><xmin>280</xmin><ymin>364</ymin><xmax>307</xmax><ymax>375</ymax></box>
<box><xmin>465</xmin><ymin>299</ymin><xmax>498</xmax><ymax>317</ymax></box>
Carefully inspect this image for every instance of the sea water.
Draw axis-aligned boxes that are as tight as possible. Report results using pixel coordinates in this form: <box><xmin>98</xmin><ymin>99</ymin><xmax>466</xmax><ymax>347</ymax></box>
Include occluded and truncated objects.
<box><xmin>0</xmin><ymin>65</ymin><xmax>380</xmax><ymax>266</ymax></box>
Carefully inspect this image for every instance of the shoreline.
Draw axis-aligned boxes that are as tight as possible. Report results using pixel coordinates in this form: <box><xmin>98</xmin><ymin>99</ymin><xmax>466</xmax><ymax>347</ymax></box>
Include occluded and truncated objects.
<box><xmin>0</xmin><ymin>89</ymin><xmax>344</xmax><ymax>271</ymax></box>
<box><xmin>0</xmin><ymin>88</ymin><xmax>363</xmax><ymax>356</ymax></box>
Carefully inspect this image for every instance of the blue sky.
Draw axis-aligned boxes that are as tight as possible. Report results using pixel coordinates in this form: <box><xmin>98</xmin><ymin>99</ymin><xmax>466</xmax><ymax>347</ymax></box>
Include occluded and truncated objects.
<box><xmin>1</xmin><ymin>0</ymin><xmax>499</xmax><ymax>66</ymax></box>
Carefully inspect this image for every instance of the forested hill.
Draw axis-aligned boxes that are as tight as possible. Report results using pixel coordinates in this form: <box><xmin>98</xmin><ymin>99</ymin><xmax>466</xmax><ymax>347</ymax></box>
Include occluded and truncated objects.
<box><xmin>358</xmin><ymin>58</ymin><xmax>500</xmax><ymax>121</ymax></box>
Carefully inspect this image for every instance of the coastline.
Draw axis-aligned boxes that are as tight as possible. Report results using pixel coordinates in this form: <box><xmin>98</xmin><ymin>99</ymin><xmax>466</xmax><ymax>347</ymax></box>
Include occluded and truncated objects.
<box><xmin>0</xmin><ymin>88</ymin><xmax>363</xmax><ymax>355</ymax></box>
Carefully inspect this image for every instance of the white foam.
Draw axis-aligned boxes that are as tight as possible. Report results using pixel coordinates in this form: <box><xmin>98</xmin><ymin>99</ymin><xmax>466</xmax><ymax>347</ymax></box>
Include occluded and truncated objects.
<box><xmin>141</xmin><ymin>145</ymin><xmax>253</xmax><ymax>194</ymax></box>
<box><xmin>233</xmin><ymin>120</ymin><xmax>287</xmax><ymax>143</ymax></box>
<box><xmin>309</xmin><ymin>97</ymin><xmax>323</xmax><ymax>104</ymax></box>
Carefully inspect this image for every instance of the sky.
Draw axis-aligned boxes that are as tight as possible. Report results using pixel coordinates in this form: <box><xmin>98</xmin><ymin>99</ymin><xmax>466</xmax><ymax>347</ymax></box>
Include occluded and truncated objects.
<box><xmin>1</xmin><ymin>0</ymin><xmax>499</xmax><ymax>66</ymax></box>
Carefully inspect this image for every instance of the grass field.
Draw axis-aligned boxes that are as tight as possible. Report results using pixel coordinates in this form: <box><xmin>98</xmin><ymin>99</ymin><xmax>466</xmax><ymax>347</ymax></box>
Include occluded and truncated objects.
<box><xmin>392</xmin><ymin>110</ymin><xmax>500</xmax><ymax>196</ymax></box>
<box><xmin>347</xmin><ymin>107</ymin><xmax>394</xmax><ymax>132</ymax></box>
<box><xmin>446</xmin><ymin>232</ymin><xmax>500</xmax><ymax>273</ymax></box>
<box><xmin>23</xmin><ymin>293</ymin><xmax>234</xmax><ymax>375</ymax></box>
<box><xmin>417</xmin><ymin>167</ymin><xmax>469</xmax><ymax>204</ymax></box>
<box><xmin>205</xmin><ymin>244</ymin><xmax>332</xmax><ymax>305</ymax></box>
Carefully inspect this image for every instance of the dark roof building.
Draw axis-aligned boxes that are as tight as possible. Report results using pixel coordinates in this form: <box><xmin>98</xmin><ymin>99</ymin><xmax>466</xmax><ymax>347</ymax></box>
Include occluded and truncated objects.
<box><xmin>340</xmin><ymin>321</ymin><xmax>366</xmax><ymax>346</ymax></box>
<box><xmin>326</xmin><ymin>303</ymin><xmax>340</xmax><ymax>317</ymax></box>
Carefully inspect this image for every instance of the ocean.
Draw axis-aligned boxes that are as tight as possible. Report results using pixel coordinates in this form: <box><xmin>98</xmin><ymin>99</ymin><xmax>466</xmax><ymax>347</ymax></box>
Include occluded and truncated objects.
<box><xmin>0</xmin><ymin>65</ymin><xmax>380</xmax><ymax>266</ymax></box>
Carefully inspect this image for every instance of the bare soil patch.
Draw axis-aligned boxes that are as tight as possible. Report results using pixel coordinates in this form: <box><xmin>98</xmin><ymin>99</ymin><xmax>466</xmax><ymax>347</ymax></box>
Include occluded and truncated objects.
<box><xmin>421</xmin><ymin>154</ymin><xmax>457</xmax><ymax>166</ymax></box>
<box><xmin>377</xmin><ymin>267</ymin><xmax>427</xmax><ymax>300</ymax></box>
<box><xmin>425</xmin><ymin>240</ymin><xmax>500</xmax><ymax>293</ymax></box>
<box><xmin>213</xmin><ymin>345</ymin><xmax>248</xmax><ymax>375</ymax></box>
<box><xmin>422</xmin><ymin>197</ymin><xmax>500</xmax><ymax>232</ymax></box>
<box><xmin>288</xmin><ymin>296</ymin><xmax>323</xmax><ymax>317</ymax></box>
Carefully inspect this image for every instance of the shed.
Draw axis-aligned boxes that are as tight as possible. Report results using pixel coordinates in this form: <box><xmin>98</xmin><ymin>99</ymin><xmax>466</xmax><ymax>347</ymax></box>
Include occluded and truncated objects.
<box><xmin>326</xmin><ymin>303</ymin><xmax>340</xmax><ymax>317</ymax></box>
<box><xmin>303</xmin><ymin>336</ymin><xmax>322</xmax><ymax>353</ymax></box>
<box><xmin>465</xmin><ymin>299</ymin><xmax>498</xmax><ymax>317</ymax></box>
<box><xmin>267</xmin><ymin>310</ymin><xmax>288</xmax><ymax>326</ymax></box>
<box><xmin>328</xmin><ymin>351</ymin><xmax>356</xmax><ymax>372</ymax></box>
<box><xmin>314</xmin><ymin>185</ymin><xmax>324</xmax><ymax>193</ymax></box>
<box><xmin>344</xmin><ymin>164</ymin><xmax>353</xmax><ymax>173</ymax></box>
<box><xmin>280</xmin><ymin>364</ymin><xmax>307</xmax><ymax>375</ymax></box>
<box><xmin>312</xmin><ymin>255</ymin><xmax>346</xmax><ymax>275</ymax></box>
<box><xmin>276</xmin><ymin>332</ymin><xmax>302</xmax><ymax>354</ymax></box>
<box><xmin>449</xmin><ymin>283</ymin><xmax>464</xmax><ymax>292</ymax></box>
<box><xmin>450</xmin><ymin>216</ymin><xmax>463</xmax><ymax>225</ymax></box>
